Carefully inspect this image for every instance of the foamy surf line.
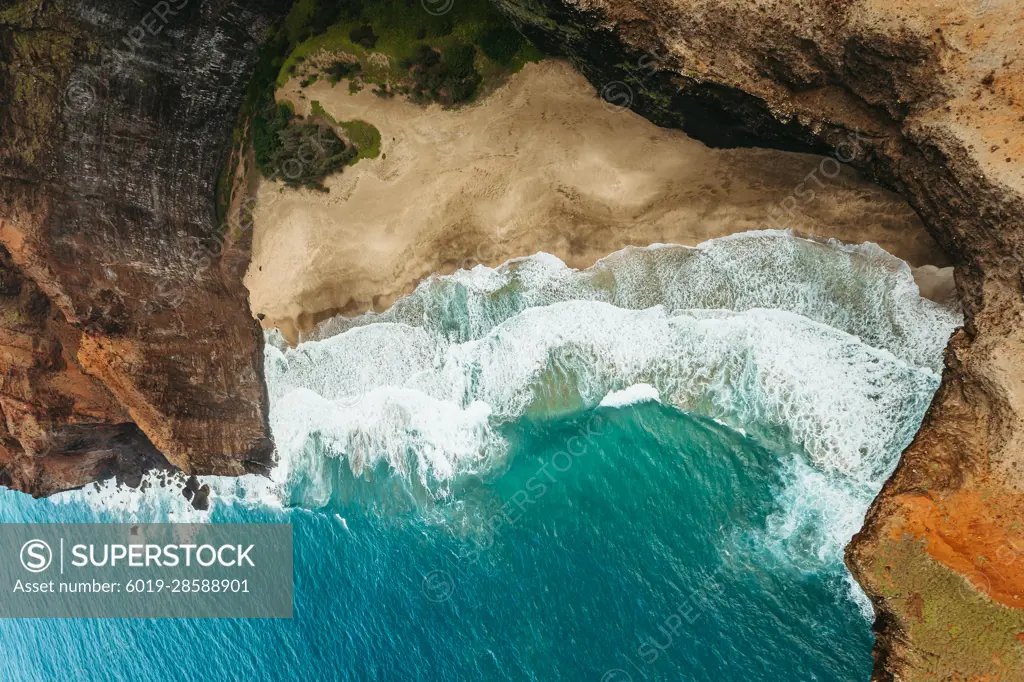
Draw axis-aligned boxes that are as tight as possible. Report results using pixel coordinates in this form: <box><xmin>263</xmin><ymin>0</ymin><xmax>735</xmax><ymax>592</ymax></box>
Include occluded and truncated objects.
<box><xmin>304</xmin><ymin>230</ymin><xmax>958</xmax><ymax>373</ymax></box>
<box><xmin>61</xmin><ymin>231</ymin><xmax>960</xmax><ymax>592</ymax></box>
<box><xmin>266</xmin><ymin>303</ymin><xmax>937</xmax><ymax>490</ymax></box>
<box><xmin>251</xmin><ymin>231</ymin><xmax>960</xmax><ymax>574</ymax></box>
<box><xmin>46</xmin><ymin>473</ymin><xmax>284</xmax><ymax>521</ymax></box>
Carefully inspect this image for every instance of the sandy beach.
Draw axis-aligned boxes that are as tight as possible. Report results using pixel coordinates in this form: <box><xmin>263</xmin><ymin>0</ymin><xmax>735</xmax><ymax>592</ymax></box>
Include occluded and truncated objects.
<box><xmin>244</xmin><ymin>59</ymin><xmax>950</xmax><ymax>343</ymax></box>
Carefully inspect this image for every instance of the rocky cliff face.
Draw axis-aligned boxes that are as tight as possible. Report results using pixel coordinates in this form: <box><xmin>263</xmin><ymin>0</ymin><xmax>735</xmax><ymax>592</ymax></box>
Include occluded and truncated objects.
<box><xmin>0</xmin><ymin>240</ymin><xmax>169</xmax><ymax>494</ymax></box>
<box><xmin>0</xmin><ymin>0</ymin><xmax>286</xmax><ymax>493</ymax></box>
<box><xmin>490</xmin><ymin>0</ymin><xmax>1024</xmax><ymax>677</ymax></box>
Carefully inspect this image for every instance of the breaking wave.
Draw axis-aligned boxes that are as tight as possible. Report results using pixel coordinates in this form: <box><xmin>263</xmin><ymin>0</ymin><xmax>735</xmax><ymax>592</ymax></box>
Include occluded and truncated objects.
<box><xmin>269</xmin><ymin>233</ymin><xmax>955</xmax><ymax>479</ymax></box>
<box><xmin>52</xmin><ymin>230</ymin><xmax>958</xmax><ymax>589</ymax></box>
<box><xmin>267</xmin><ymin>303</ymin><xmax>940</xmax><ymax>498</ymax></box>
<box><xmin>306</xmin><ymin>229</ymin><xmax>957</xmax><ymax>373</ymax></box>
<box><xmin>260</xmin><ymin>230</ymin><xmax>960</xmax><ymax>574</ymax></box>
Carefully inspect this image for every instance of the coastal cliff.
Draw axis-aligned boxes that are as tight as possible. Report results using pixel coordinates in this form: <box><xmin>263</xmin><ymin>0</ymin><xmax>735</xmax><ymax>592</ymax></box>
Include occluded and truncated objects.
<box><xmin>1</xmin><ymin>0</ymin><xmax>1022</xmax><ymax>677</ymax></box>
<box><xmin>486</xmin><ymin>0</ymin><xmax>1024</xmax><ymax>677</ymax></box>
<box><xmin>0</xmin><ymin>0</ymin><xmax>285</xmax><ymax>493</ymax></box>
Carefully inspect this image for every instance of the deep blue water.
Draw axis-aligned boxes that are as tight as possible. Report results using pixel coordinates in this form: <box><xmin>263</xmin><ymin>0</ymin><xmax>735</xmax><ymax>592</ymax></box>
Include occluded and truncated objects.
<box><xmin>0</xmin><ymin>403</ymin><xmax>871</xmax><ymax>681</ymax></box>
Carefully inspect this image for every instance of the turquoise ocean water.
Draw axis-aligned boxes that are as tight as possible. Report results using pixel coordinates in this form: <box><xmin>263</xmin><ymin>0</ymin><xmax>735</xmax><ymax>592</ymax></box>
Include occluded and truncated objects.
<box><xmin>0</xmin><ymin>231</ymin><xmax>960</xmax><ymax>681</ymax></box>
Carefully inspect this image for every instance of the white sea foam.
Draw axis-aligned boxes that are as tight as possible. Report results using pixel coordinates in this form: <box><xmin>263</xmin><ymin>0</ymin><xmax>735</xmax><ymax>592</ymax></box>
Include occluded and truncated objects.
<box><xmin>599</xmin><ymin>384</ymin><xmax>661</xmax><ymax>408</ymax></box>
<box><xmin>307</xmin><ymin>230</ymin><xmax>961</xmax><ymax>374</ymax></box>
<box><xmin>759</xmin><ymin>454</ymin><xmax>879</xmax><ymax>618</ymax></box>
<box><xmin>268</xmin><ymin>302</ymin><xmax>938</xmax><ymax>498</ymax></box>
<box><xmin>260</xmin><ymin>231</ymin><xmax>960</xmax><ymax>582</ymax></box>
<box><xmin>762</xmin><ymin>458</ymin><xmax>878</xmax><ymax>567</ymax></box>
<box><xmin>58</xmin><ymin>231</ymin><xmax>960</xmax><ymax>590</ymax></box>
<box><xmin>267</xmin><ymin>386</ymin><xmax>498</xmax><ymax>504</ymax></box>
<box><xmin>49</xmin><ymin>472</ymin><xmax>282</xmax><ymax>521</ymax></box>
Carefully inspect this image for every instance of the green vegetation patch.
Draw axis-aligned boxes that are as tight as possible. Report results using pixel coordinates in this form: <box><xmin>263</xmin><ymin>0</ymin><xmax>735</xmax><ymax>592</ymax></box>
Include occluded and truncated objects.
<box><xmin>251</xmin><ymin>93</ymin><xmax>356</xmax><ymax>190</ymax></box>
<box><xmin>229</xmin><ymin>0</ymin><xmax>543</xmax><ymax>190</ymax></box>
<box><xmin>337</xmin><ymin>119</ymin><xmax>381</xmax><ymax>162</ymax></box>
<box><xmin>869</xmin><ymin>536</ymin><xmax>1024</xmax><ymax>679</ymax></box>
<box><xmin>309</xmin><ymin>101</ymin><xmax>380</xmax><ymax>164</ymax></box>
<box><xmin>326</xmin><ymin>59</ymin><xmax>361</xmax><ymax>83</ymax></box>
<box><xmin>479</xmin><ymin>25</ymin><xmax>525</xmax><ymax>65</ymax></box>
<box><xmin>275</xmin><ymin>0</ymin><xmax>543</xmax><ymax>105</ymax></box>
<box><xmin>400</xmin><ymin>42</ymin><xmax>481</xmax><ymax>105</ymax></box>
<box><xmin>308</xmin><ymin>99</ymin><xmax>337</xmax><ymax>124</ymax></box>
<box><xmin>349</xmin><ymin>24</ymin><xmax>378</xmax><ymax>49</ymax></box>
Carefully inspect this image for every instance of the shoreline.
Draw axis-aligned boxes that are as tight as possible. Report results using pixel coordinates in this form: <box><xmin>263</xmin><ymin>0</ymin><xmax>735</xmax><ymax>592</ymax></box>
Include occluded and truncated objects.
<box><xmin>297</xmin><ymin>232</ymin><xmax>959</xmax><ymax>345</ymax></box>
<box><xmin>244</xmin><ymin>59</ymin><xmax>952</xmax><ymax>344</ymax></box>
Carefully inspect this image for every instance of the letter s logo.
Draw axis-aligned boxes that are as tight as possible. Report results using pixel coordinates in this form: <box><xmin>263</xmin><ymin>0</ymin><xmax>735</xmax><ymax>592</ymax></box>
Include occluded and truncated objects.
<box><xmin>20</xmin><ymin>539</ymin><xmax>52</xmax><ymax>573</ymax></box>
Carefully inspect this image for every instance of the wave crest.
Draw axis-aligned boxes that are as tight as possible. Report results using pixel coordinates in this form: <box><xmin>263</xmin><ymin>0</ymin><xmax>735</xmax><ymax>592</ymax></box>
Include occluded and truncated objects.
<box><xmin>268</xmin><ymin>302</ymin><xmax>940</xmax><ymax>497</ymax></box>
<box><xmin>305</xmin><ymin>230</ymin><xmax>959</xmax><ymax>373</ymax></box>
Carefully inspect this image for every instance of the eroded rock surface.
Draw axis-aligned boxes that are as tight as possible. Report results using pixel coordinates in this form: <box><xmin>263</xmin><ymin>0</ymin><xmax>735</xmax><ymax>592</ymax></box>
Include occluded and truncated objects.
<box><xmin>0</xmin><ymin>241</ymin><xmax>171</xmax><ymax>494</ymax></box>
<box><xmin>0</xmin><ymin>0</ymin><xmax>284</xmax><ymax>492</ymax></box>
<box><xmin>490</xmin><ymin>0</ymin><xmax>1024</xmax><ymax>677</ymax></box>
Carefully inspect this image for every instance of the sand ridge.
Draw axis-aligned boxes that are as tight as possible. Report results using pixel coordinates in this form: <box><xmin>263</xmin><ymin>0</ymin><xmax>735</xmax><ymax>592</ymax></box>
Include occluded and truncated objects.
<box><xmin>245</xmin><ymin>59</ymin><xmax>949</xmax><ymax>343</ymax></box>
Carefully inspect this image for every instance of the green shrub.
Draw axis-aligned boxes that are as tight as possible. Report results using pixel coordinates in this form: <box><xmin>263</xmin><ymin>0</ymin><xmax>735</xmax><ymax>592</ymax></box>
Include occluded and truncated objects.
<box><xmin>402</xmin><ymin>44</ymin><xmax>440</xmax><ymax>70</ymax></box>
<box><xmin>338</xmin><ymin>0</ymin><xmax>364</xmax><ymax>22</ymax></box>
<box><xmin>428</xmin><ymin>18</ymin><xmax>453</xmax><ymax>38</ymax></box>
<box><xmin>274</xmin><ymin>123</ymin><xmax>357</xmax><ymax>188</ymax></box>
<box><xmin>480</xmin><ymin>26</ymin><xmax>524</xmax><ymax>65</ymax></box>
<box><xmin>253</xmin><ymin>93</ymin><xmax>355</xmax><ymax>189</ymax></box>
<box><xmin>349</xmin><ymin>24</ymin><xmax>377</xmax><ymax>49</ymax></box>
<box><xmin>252</xmin><ymin>97</ymin><xmax>294</xmax><ymax>173</ymax></box>
<box><xmin>338</xmin><ymin>119</ymin><xmax>382</xmax><ymax>161</ymax></box>
<box><xmin>327</xmin><ymin>59</ymin><xmax>361</xmax><ymax>82</ymax></box>
<box><xmin>283</xmin><ymin>0</ymin><xmax>319</xmax><ymax>43</ymax></box>
<box><xmin>442</xmin><ymin>43</ymin><xmax>476</xmax><ymax>78</ymax></box>
<box><xmin>403</xmin><ymin>42</ymin><xmax>480</xmax><ymax>105</ymax></box>
<box><xmin>285</xmin><ymin>0</ymin><xmax>355</xmax><ymax>43</ymax></box>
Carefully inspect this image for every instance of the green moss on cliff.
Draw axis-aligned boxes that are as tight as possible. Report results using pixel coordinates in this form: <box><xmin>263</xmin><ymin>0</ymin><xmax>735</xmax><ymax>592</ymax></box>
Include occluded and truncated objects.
<box><xmin>0</xmin><ymin>0</ymin><xmax>84</xmax><ymax>167</ymax></box>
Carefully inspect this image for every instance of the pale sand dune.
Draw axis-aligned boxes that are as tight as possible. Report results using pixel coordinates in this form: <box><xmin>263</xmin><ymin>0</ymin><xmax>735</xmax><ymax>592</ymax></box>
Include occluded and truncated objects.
<box><xmin>245</xmin><ymin>59</ymin><xmax>949</xmax><ymax>344</ymax></box>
